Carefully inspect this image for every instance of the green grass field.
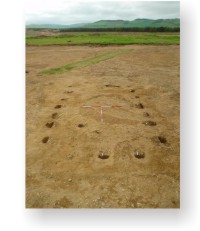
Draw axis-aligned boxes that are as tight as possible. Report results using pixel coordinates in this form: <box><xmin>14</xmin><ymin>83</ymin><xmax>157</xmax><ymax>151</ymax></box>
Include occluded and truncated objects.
<box><xmin>26</xmin><ymin>33</ymin><xmax>180</xmax><ymax>46</ymax></box>
<box><xmin>40</xmin><ymin>49</ymin><xmax>129</xmax><ymax>75</ymax></box>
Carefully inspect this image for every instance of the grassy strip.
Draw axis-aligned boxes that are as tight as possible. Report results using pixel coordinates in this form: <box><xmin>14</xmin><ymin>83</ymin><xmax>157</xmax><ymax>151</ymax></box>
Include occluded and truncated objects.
<box><xmin>40</xmin><ymin>49</ymin><xmax>129</xmax><ymax>75</ymax></box>
<box><xmin>26</xmin><ymin>33</ymin><xmax>180</xmax><ymax>46</ymax></box>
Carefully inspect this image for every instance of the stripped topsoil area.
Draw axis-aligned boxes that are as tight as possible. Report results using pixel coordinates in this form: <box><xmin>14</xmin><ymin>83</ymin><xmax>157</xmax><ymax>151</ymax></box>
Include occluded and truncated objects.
<box><xmin>26</xmin><ymin>45</ymin><xmax>180</xmax><ymax>208</ymax></box>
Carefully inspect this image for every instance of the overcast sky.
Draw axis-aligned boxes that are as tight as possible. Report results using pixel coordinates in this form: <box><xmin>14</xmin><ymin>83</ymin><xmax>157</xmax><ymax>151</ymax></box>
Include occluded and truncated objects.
<box><xmin>25</xmin><ymin>0</ymin><xmax>180</xmax><ymax>25</ymax></box>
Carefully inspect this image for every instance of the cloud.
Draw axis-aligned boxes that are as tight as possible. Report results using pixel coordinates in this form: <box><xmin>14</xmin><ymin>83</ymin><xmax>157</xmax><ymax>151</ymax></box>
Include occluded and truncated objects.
<box><xmin>25</xmin><ymin>1</ymin><xmax>180</xmax><ymax>25</ymax></box>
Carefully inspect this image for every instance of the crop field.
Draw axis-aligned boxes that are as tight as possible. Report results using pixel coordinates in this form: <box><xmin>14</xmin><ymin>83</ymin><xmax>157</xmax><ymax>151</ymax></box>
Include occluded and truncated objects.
<box><xmin>26</xmin><ymin>33</ymin><xmax>180</xmax><ymax>208</ymax></box>
<box><xmin>26</xmin><ymin>32</ymin><xmax>180</xmax><ymax>46</ymax></box>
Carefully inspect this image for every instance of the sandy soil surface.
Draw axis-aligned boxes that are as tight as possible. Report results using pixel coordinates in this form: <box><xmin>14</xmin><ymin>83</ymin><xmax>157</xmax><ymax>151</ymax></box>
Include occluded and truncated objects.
<box><xmin>26</xmin><ymin>45</ymin><xmax>180</xmax><ymax>208</ymax></box>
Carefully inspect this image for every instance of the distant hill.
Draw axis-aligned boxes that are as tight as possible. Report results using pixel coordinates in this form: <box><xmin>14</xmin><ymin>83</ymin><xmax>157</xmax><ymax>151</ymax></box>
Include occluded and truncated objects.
<box><xmin>26</xmin><ymin>19</ymin><xmax>180</xmax><ymax>29</ymax></box>
<box><xmin>83</xmin><ymin>19</ymin><xmax>180</xmax><ymax>28</ymax></box>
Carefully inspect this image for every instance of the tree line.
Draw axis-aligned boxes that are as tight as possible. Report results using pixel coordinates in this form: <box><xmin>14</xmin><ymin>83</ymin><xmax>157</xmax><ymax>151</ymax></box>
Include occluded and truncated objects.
<box><xmin>58</xmin><ymin>27</ymin><xmax>180</xmax><ymax>32</ymax></box>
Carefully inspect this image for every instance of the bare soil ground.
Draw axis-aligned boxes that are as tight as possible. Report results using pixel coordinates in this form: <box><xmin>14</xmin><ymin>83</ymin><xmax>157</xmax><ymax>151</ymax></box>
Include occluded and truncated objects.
<box><xmin>26</xmin><ymin>44</ymin><xmax>180</xmax><ymax>208</ymax></box>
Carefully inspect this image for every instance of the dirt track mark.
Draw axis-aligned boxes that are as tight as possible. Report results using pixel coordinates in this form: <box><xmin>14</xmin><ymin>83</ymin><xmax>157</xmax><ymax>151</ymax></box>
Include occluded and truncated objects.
<box><xmin>135</xmin><ymin>103</ymin><xmax>144</xmax><ymax>109</ymax></box>
<box><xmin>46</xmin><ymin>122</ymin><xmax>54</xmax><ymax>128</ymax></box>
<box><xmin>134</xmin><ymin>150</ymin><xmax>145</xmax><ymax>159</ymax></box>
<box><xmin>55</xmin><ymin>105</ymin><xmax>62</xmax><ymax>109</ymax></box>
<box><xmin>94</xmin><ymin>130</ymin><xmax>101</xmax><ymax>134</ymax></box>
<box><xmin>105</xmin><ymin>84</ymin><xmax>120</xmax><ymax>88</ymax></box>
<box><xmin>152</xmin><ymin>136</ymin><xmax>167</xmax><ymax>144</ymax></box>
<box><xmin>143</xmin><ymin>112</ymin><xmax>150</xmax><ymax>117</ymax></box>
<box><xmin>52</xmin><ymin>113</ymin><xmax>58</xmax><ymax>119</ymax></box>
<box><xmin>42</xmin><ymin>136</ymin><xmax>49</xmax><ymax>143</ymax></box>
<box><xmin>158</xmin><ymin>136</ymin><xmax>167</xmax><ymax>144</ymax></box>
<box><xmin>78</xmin><ymin>123</ymin><xmax>85</xmax><ymax>128</ymax></box>
<box><xmin>143</xmin><ymin>121</ymin><xmax>157</xmax><ymax>126</ymax></box>
<box><xmin>98</xmin><ymin>152</ymin><xmax>109</xmax><ymax>160</ymax></box>
<box><xmin>64</xmin><ymin>91</ymin><xmax>73</xmax><ymax>94</ymax></box>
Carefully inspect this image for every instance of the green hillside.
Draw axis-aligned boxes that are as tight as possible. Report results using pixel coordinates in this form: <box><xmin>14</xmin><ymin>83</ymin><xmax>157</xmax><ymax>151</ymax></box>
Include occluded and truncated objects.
<box><xmin>26</xmin><ymin>18</ymin><xmax>180</xmax><ymax>29</ymax></box>
<box><xmin>83</xmin><ymin>19</ymin><xmax>180</xmax><ymax>28</ymax></box>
